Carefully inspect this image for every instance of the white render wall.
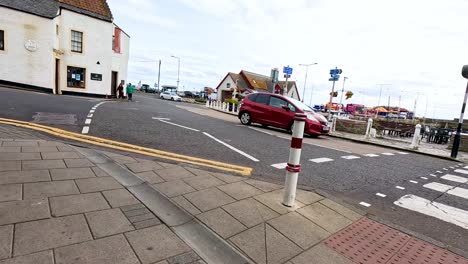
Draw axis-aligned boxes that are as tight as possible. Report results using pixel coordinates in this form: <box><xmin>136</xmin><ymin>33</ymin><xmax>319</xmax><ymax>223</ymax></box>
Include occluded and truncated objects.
<box><xmin>0</xmin><ymin>7</ymin><xmax>55</xmax><ymax>90</ymax></box>
<box><xmin>111</xmin><ymin>24</ymin><xmax>129</xmax><ymax>86</ymax></box>
<box><xmin>217</xmin><ymin>75</ymin><xmax>235</xmax><ymax>101</ymax></box>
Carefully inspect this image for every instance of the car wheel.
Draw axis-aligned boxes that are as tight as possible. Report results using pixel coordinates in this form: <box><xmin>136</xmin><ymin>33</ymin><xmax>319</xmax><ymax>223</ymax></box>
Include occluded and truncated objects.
<box><xmin>171</xmin><ymin>97</ymin><xmax>174</xmax><ymax>101</ymax></box>
<box><xmin>240</xmin><ymin>112</ymin><xmax>251</xmax><ymax>125</ymax></box>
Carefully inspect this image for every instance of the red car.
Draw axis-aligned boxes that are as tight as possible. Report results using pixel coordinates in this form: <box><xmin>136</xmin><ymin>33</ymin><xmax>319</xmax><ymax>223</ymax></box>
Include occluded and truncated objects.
<box><xmin>238</xmin><ymin>93</ymin><xmax>330</xmax><ymax>136</ymax></box>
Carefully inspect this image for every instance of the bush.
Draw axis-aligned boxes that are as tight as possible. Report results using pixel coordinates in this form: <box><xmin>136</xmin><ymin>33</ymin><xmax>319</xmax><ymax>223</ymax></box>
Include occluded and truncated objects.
<box><xmin>225</xmin><ymin>99</ymin><xmax>240</xmax><ymax>105</ymax></box>
<box><xmin>195</xmin><ymin>98</ymin><xmax>207</xmax><ymax>103</ymax></box>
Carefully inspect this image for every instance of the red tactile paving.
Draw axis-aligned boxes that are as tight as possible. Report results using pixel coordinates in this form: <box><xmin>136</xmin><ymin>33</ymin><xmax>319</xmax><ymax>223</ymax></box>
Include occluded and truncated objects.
<box><xmin>324</xmin><ymin>217</ymin><xmax>468</xmax><ymax>264</ymax></box>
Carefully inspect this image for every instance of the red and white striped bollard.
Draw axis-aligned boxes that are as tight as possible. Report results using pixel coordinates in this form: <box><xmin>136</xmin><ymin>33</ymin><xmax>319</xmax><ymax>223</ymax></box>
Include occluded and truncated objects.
<box><xmin>282</xmin><ymin>113</ymin><xmax>307</xmax><ymax>207</ymax></box>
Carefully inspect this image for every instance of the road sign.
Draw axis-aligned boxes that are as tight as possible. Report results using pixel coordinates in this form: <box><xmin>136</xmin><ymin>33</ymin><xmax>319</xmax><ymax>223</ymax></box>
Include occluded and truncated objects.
<box><xmin>330</xmin><ymin>69</ymin><xmax>343</xmax><ymax>75</ymax></box>
<box><xmin>283</xmin><ymin>66</ymin><xmax>293</xmax><ymax>75</ymax></box>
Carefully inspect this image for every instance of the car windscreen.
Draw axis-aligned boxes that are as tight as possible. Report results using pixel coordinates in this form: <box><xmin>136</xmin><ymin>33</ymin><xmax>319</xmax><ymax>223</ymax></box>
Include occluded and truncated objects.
<box><xmin>287</xmin><ymin>97</ymin><xmax>315</xmax><ymax>112</ymax></box>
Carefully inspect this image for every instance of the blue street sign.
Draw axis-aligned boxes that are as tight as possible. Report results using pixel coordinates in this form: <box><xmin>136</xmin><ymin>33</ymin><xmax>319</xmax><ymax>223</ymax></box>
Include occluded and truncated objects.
<box><xmin>283</xmin><ymin>66</ymin><xmax>293</xmax><ymax>75</ymax></box>
<box><xmin>330</xmin><ymin>69</ymin><xmax>343</xmax><ymax>75</ymax></box>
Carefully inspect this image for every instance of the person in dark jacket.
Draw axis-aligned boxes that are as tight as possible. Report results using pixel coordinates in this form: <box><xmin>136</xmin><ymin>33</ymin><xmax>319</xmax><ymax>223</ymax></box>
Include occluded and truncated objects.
<box><xmin>117</xmin><ymin>82</ymin><xmax>124</xmax><ymax>99</ymax></box>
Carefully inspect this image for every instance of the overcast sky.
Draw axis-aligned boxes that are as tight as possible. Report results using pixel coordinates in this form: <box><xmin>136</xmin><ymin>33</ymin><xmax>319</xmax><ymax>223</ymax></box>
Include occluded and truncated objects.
<box><xmin>109</xmin><ymin>0</ymin><xmax>468</xmax><ymax>119</ymax></box>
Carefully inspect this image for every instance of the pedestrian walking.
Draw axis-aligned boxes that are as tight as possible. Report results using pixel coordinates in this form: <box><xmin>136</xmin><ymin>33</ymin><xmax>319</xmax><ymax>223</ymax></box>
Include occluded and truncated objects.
<box><xmin>126</xmin><ymin>83</ymin><xmax>134</xmax><ymax>101</ymax></box>
<box><xmin>117</xmin><ymin>82</ymin><xmax>124</xmax><ymax>99</ymax></box>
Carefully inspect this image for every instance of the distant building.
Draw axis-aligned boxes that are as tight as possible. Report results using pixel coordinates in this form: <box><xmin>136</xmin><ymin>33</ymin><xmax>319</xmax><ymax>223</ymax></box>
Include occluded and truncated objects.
<box><xmin>0</xmin><ymin>0</ymin><xmax>130</xmax><ymax>97</ymax></box>
<box><xmin>215</xmin><ymin>70</ymin><xmax>300</xmax><ymax>102</ymax></box>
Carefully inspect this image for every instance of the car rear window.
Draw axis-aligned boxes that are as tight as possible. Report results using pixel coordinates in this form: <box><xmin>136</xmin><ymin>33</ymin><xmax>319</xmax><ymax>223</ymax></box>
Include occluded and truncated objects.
<box><xmin>247</xmin><ymin>94</ymin><xmax>258</xmax><ymax>102</ymax></box>
<box><xmin>269</xmin><ymin>96</ymin><xmax>288</xmax><ymax>108</ymax></box>
<box><xmin>254</xmin><ymin>94</ymin><xmax>270</xmax><ymax>105</ymax></box>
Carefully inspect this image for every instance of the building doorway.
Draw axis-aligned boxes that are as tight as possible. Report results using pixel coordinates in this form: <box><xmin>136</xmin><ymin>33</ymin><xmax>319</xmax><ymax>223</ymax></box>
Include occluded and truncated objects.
<box><xmin>111</xmin><ymin>71</ymin><xmax>118</xmax><ymax>97</ymax></box>
<box><xmin>54</xmin><ymin>59</ymin><xmax>60</xmax><ymax>94</ymax></box>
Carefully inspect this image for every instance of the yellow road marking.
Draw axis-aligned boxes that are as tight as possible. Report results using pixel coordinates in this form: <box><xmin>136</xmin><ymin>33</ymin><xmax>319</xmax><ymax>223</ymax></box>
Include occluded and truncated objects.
<box><xmin>0</xmin><ymin>118</ymin><xmax>252</xmax><ymax>175</ymax></box>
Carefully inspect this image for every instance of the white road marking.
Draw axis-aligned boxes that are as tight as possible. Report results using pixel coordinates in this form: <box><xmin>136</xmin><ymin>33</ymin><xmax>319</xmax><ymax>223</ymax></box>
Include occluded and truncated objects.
<box><xmin>423</xmin><ymin>182</ymin><xmax>468</xmax><ymax>199</ymax></box>
<box><xmin>276</xmin><ymin>135</ymin><xmax>291</xmax><ymax>140</ymax></box>
<box><xmin>420</xmin><ymin>177</ymin><xmax>428</xmax><ymax>180</ymax></box>
<box><xmin>394</xmin><ymin>194</ymin><xmax>468</xmax><ymax>229</ymax></box>
<box><xmin>450</xmin><ymin>166</ymin><xmax>455</xmax><ymax>169</ymax></box>
<box><xmin>443</xmin><ymin>168</ymin><xmax>448</xmax><ymax>171</ymax></box>
<box><xmin>341</xmin><ymin>155</ymin><xmax>360</xmax><ymax>160</ymax></box>
<box><xmin>376</xmin><ymin>193</ymin><xmax>387</xmax><ymax>197</ymax></box>
<box><xmin>87</xmin><ymin>114</ymin><xmax>93</xmax><ymax>118</ymax></box>
<box><xmin>249</xmin><ymin>127</ymin><xmax>273</xmax><ymax>135</ymax></box>
<box><xmin>396</xmin><ymin>186</ymin><xmax>405</xmax><ymax>190</ymax></box>
<box><xmin>81</xmin><ymin>126</ymin><xmax>89</xmax><ymax>134</ymax></box>
<box><xmin>441</xmin><ymin>174</ymin><xmax>468</xmax><ymax>184</ymax></box>
<box><xmin>158</xmin><ymin>120</ymin><xmax>200</xmax><ymax>132</ymax></box>
<box><xmin>303</xmin><ymin>142</ymin><xmax>352</xmax><ymax>153</ymax></box>
<box><xmin>152</xmin><ymin>117</ymin><xmax>171</xmax><ymax>120</ymax></box>
<box><xmin>203</xmin><ymin>132</ymin><xmax>259</xmax><ymax>162</ymax></box>
<box><xmin>381</xmin><ymin>153</ymin><xmax>395</xmax><ymax>156</ymax></box>
<box><xmin>464</xmin><ymin>166</ymin><xmax>468</xmax><ymax>169</ymax></box>
<box><xmin>430</xmin><ymin>174</ymin><xmax>437</xmax><ymax>177</ymax></box>
<box><xmin>271</xmin><ymin>162</ymin><xmax>287</xmax><ymax>169</ymax></box>
<box><xmin>364</xmin><ymin>154</ymin><xmax>379</xmax><ymax>157</ymax></box>
<box><xmin>90</xmin><ymin>110</ymin><xmax>95</xmax><ymax>113</ymax></box>
<box><xmin>359</xmin><ymin>202</ymin><xmax>371</xmax><ymax>207</ymax></box>
<box><xmin>310</xmin><ymin>158</ymin><xmax>334</xmax><ymax>163</ymax></box>
<box><xmin>409</xmin><ymin>180</ymin><xmax>418</xmax><ymax>184</ymax></box>
<box><xmin>455</xmin><ymin>169</ymin><xmax>468</xmax><ymax>175</ymax></box>
<box><xmin>397</xmin><ymin>152</ymin><xmax>409</xmax><ymax>155</ymax></box>
<box><xmin>436</xmin><ymin>171</ymin><xmax>443</xmax><ymax>173</ymax></box>
<box><xmin>85</xmin><ymin>119</ymin><xmax>92</xmax><ymax>125</ymax></box>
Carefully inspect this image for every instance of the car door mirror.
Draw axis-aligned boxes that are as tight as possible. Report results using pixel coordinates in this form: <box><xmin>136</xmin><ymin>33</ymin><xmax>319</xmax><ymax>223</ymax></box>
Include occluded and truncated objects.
<box><xmin>282</xmin><ymin>105</ymin><xmax>290</xmax><ymax>111</ymax></box>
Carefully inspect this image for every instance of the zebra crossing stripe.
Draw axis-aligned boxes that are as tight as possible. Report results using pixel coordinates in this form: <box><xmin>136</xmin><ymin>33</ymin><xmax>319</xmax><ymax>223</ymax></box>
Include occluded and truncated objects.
<box><xmin>381</xmin><ymin>153</ymin><xmax>395</xmax><ymax>156</ymax></box>
<box><xmin>397</xmin><ymin>152</ymin><xmax>409</xmax><ymax>155</ymax></box>
<box><xmin>454</xmin><ymin>169</ymin><xmax>468</xmax><ymax>175</ymax></box>
<box><xmin>310</xmin><ymin>158</ymin><xmax>334</xmax><ymax>163</ymax></box>
<box><xmin>341</xmin><ymin>155</ymin><xmax>360</xmax><ymax>160</ymax></box>
<box><xmin>441</xmin><ymin>174</ymin><xmax>468</xmax><ymax>184</ymax></box>
<box><xmin>423</xmin><ymin>182</ymin><xmax>468</xmax><ymax>200</ymax></box>
<box><xmin>364</xmin><ymin>154</ymin><xmax>379</xmax><ymax>157</ymax></box>
<box><xmin>271</xmin><ymin>163</ymin><xmax>287</xmax><ymax>169</ymax></box>
<box><xmin>376</xmin><ymin>193</ymin><xmax>386</xmax><ymax>197</ymax></box>
<box><xmin>394</xmin><ymin>194</ymin><xmax>468</xmax><ymax>229</ymax></box>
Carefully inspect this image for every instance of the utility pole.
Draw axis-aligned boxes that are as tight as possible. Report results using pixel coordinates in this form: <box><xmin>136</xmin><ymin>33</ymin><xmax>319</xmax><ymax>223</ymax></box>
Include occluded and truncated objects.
<box><xmin>339</xmin><ymin>76</ymin><xmax>348</xmax><ymax>106</ymax></box>
<box><xmin>299</xmin><ymin>63</ymin><xmax>318</xmax><ymax>103</ymax></box>
<box><xmin>157</xmin><ymin>59</ymin><xmax>161</xmax><ymax>93</ymax></box>
<box><xmin>328</xmin><ymin>67</ymin><xmax>342</xmax><ymax>120</ymax></box>
<box><xmin>171</xmin><ymin>55</ymin><xmax>180</xmax><ymax>89</ymax></box>
<box><xmin>451</xmin><ymin>65</ymin><xmax>468</xmax><ymax>159</ymax></box>
<box><xmin>412</xmin><ymin>92</ymin><xmax>419</xmax><ymax>123</ymax></box>
<box><xmin>376</xmin><ymin>84</ymin><xmax>391</xmax><ymax>117</ymax></box>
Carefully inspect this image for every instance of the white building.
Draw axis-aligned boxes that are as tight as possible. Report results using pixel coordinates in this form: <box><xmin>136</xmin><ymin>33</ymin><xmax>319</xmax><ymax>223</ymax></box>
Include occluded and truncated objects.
<box><xmin>0</xmin><ymin>0</ymin><xmax>130</xmax><ymax>97</ymax></box>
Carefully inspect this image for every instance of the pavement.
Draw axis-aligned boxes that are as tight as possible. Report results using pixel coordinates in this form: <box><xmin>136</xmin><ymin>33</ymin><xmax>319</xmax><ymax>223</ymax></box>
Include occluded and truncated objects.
<box><xmin>1</xmin><ymin>123</ymin><xmax>468</xmax><ymax>264</ymax></box>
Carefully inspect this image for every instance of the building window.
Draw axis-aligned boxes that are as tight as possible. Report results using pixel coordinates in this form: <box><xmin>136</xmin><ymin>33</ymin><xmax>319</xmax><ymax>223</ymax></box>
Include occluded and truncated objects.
<box><xmin>0</xmin><ymin>30</ymin><xmax>4</xmax><ymax>50</ymax></box>
<box><xmin>67</xmin><ymin>66</ymin><xmax>86</xmax><ymax>88</ymax></box>
<box><xmin>71</xmin><ymin>30</ymin><xmax>83</xmax><ymax>53</ymax></box>
<box><xmin>56</xmin><ymin>25</ymin><xmax>59</xmax><ymax>35</ymax></box>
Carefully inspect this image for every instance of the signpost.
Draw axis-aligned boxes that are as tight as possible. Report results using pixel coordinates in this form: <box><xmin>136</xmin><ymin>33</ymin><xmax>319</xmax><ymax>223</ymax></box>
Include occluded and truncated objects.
<box><xmin>328</xmin><ymin>68</ymin><xmax>342</xmax><ymax>120</ymax></box>
<box><xmin>451</xmin><ymin>65</ymin><xmax>468</xmax><ymax>158</ymax></box>
<box><xmin>283</xmin><ymin>66</ymin><xmax>293</xmax><ymax>96</ymax></box>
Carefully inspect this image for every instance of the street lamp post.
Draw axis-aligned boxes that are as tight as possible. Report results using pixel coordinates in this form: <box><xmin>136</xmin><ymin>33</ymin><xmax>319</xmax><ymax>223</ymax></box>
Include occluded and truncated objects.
<box><xmin>299</xmin><ymin>63</ymin><xmax>318</xmax><ymax>103</ymax></box>
<box><xmin>376</xmin><ymin>84</ymin><xmax>391</xmax><ymax>117</ymax></box>
<box><xmin>451</xmin><ymin>65</ymin><xmax>468</xmax><ymax>159</ymax></box>
<box><xmin>171</xmin><ymin>55</ymin><xmax>180</xmax><ymax>90</ymax></box>
<box><xmin>339</xmin><ymin>77</ymin><xmax>349</xmax><ymax>106</ymax></box>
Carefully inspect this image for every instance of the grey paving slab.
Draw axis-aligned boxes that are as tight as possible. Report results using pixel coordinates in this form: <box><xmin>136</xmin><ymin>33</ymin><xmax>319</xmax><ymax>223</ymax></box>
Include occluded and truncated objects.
<box><xmin>57</xmin><ymin>145</ymin><xmax>75</xmax><ymax>152</ymax></box>
<box><xmin>157</xmin><ymin>162</ymin><xmax>179</xmax><ymax>168</ymax></box>
<box><xmin>0</xmin><ymin>225</ymin><xmax>13</xmax><ymax>260</ymax></box>
<box><xmin>166</xmin><ymin>251</ymin><xmax>200</xmax><ymax>264</ymax></box>
<box><xmin>37</xmin><ymin>141</ymin><xmax>65</xmax><ymax>147</ymax></box>
<box><xmin>210</xmin><ymin>172</ymin><xmax>244</xmax><ymax>183</ymax></box>
<box><xmin>184</xmin><ymin>167</ymin><xmax>214</xmax><ymax>177</ymax></box>
<box><xmin>265</xmin><ymin>224</ymin><xmax>302</xmax><ymax>264</ymax></box>
<box><xmin>75</xmin><ymin>177</ymin><xmax>122</xmax><ymax>193</ymax></box>
<box><xmin>0</xmin><ymin>161</ymin><xmax>21</xmax><ymax>172</ymax></box>
<box><xmin>229</xmin><ymin>224</ymin><xmax>266</xmax><ymax>264</ymax></box>
<box><xmin>297</xmin><ymin>203</ymin><xmax>353</xmax><ymax>233</ymax></box>
<box><xmin>64</xmin><ymin>158</ymin><xmax>94</xmax><ymax>168</ymax></box>
<box><xmin>133</xmin><ymin>218</ymin><xmax>162</xmax><ymax>229</ymax></box>
<box><xmin>290</xmin><ymin>243</ymin><xmax>353</xmax><ymax>264</ymax></box>
<box><xmin>120</xmin><ymin>203</ymin><xmax>145</xmax><ymax>212</ymax></box>
<box><xmin>111</xmin><ymin>155</ymin><xmax>138</xmax><ymax>164</ymax></box>
<box><xmin>49</xmin><ymin>167</ymin><xmax>95</xmax><ymax>180</ymax></box>
<box><xmin>2</xmin><ymin>141</ymin><xmax>38</xmax><ymax>147</ymax></box>
<box><xmin>244</xmin><ymin>179</ymin><xmax>282</xmax><ymax>192</ymax></box>
<box><xmin>222</xmin><ymin>198</ymin><xmax>279</xmax><ymax>228</ymax></box>
<box><xmin>155</xmin><ymin>166</ymin><xmax>195</xmax><ymax>181</ymax></box>
<box><xmin>319</xmin><ymin>199</ymin><xmax>363</xmax><ymax>221</ymax></box>
<box><xmin>126</xmin><ymin>161</ymin><xmax>164</xmax><ymax>173</ymax></box>
<box><xmin>135</xmin><ymin>171</ymin><xmax>164</xmax><ymax>184</ymax></box>
<box><xmin>183</xmin><ymin>175</ymin><xmax>224</xmax><ymax>191</ymax></box>
<box><xmin>295</xmin><ymin>190</ymin><xmax>324</xmax><ymax>205</ymax></box>
<box><xmin>153</xmin><ymin>180</ymin><xmax>196</xmax><ymax>198</ymax></box>
<box><xmin>0</xmin><ymin>153</ymin><xmax>41</xmax><ymax>161</ymax></box>
<box><xmin>217</xmin><ymin>181</ymin><xmax>263</xmax><ymax>200</ymax></box>
<box><xmin>85</xmin><ymin>208</ymin><xmax>134</xmax><ymax>238</ymax></box>
<box><xmin>91</xmin><ymin>166</ymin><xmax>109</xmax><ymax>177</ymax></box>
<box><xmin>54</xmin><ymin>234</ymin><xmax>140</xmax><ymax>264</ymax></box>
<box><xmin>50</xmin><ymin>193</ymin><xmax>110</xmax><ymax>217</ymax></box>
<box><xmin>0</xmin><ymin>170</ymin><xmax>50</xmax><ymax>184</ymax></box>
<box><xmin>0</xmin><ymin>184</ymin><xmax>21</xmax><ymax>202</ymax></box>
<box><xmin>21</xmin><ymin>146</ymin><xmax>58</xmax><ymax>153</ymax></box>
<box><xmin>0</xmin><ymin>198</ymin><xmax>50</xmax><ymax>225</ymax></box>
<box><xmin>268</xmin><ymin>212</ymin><xmax>330</xmax><ymax>249</ymax></box>
<box><xmin>22</xmin><ymin>160</ymin><xmax>66</xmax><ymax>170</ymax></box>
<box><xmin>13</xmin><ymin>215</ymin><xmax>92</xmax><ymax>256</ymax></box>
<box><xmin>23</xmin><ymin>181</ymin><xmax>79</xmax><ymax>199</ymax></box>
<box><xmin>184</xmin><ymin>188</ymin><xmax>235</xmax><ymax>212</ymax></box>
<box><xmin>0</xmin><ymin>147</ymin><xmax>20</xmax><ymax>153</ymax></box>
<box><xmin>102</xmin><ymin>189</ymin><xmax>140</xmax><ymax>208</ymax></box>
<box><xmin>123</xmin><ymin>208</ymin><xmax>151</xmax><ymax>217</ymax></box>
<box><xmin>253</xmin><ymin>189</ymin><xmax>305</xmax><ymax>215</ymax></box>
<box><xmin>171</xmin><ymin>196</ymin><xmax>201</xmax><ymax>215</ymax></box>
<box><xmin>197</xmin><ymin>208</ymin><xmax>246</xmax><ymax>238</ymax></box>
<box><xmin>128</xmin><ymin>213</ymin><xmax>155</xmax><ymax>223</ymax></box>
<box><xmin>125</xmin><ymin>225</ymin><xmax>191</xmax><ymax>264</ymax></box>
<box><xmin>0</xmin><ymin>250</ymin><xmax>54</xmax><ymax>264</ymax></box>
<box><xmin>40</xmin><ymin>151</ymin><xmax>81</xmax><ymax>160</ymax></box>
<box><xmin>97</xmin><ymin>163</ymin><xmax>144</xmax><ymax>187</ymax></box>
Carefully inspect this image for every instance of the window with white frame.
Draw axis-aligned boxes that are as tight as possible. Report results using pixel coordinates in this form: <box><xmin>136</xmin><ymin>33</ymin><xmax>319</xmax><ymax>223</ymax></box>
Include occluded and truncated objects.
<box><xmin>71</xmin><ymin>30</ymin><xmax>83</xmax><ymax>53</ymax></box>
<box><xmin>0</xmin><ymin>30</ymin><xmax>4</xmax><ymax>50</ymax></box>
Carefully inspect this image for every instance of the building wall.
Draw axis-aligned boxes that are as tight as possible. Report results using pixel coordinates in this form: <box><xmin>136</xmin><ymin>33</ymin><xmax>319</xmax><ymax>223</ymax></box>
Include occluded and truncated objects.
<box><xmin>111</xmin><ymin>25</ymin><xmax>129</xmax><ymax>88</ymax></box>
<box><xmin>217</xmin><ymin>75</ymin><xmax>235</xmax><ymax>102</ymax></box>
<box><xmin>0</xmin><ymin>7</ymin><xmax>55</xmax><ymax>90</ymax></box>
<box><xmin>287</xmin><ymin>84</ymin><xmax>299</xmax><ymax>100</ymax></box>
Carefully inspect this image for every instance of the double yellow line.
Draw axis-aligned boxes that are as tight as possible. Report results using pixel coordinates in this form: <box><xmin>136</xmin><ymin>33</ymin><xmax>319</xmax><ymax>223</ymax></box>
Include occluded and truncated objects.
<box><xmin>0</xmin><ymin>118</ymin><xmax>252</xmax><ymax>176</ymax></box>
